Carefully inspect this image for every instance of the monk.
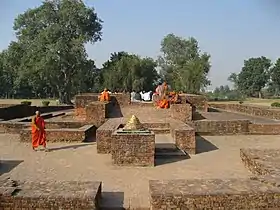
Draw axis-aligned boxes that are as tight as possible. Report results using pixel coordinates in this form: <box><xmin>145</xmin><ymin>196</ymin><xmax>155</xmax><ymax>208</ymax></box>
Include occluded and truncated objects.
<box><xmin>157</xmin><ymin>96</ymin><xmax>169</xmax><ymax>109</ymax></box>
<box><xmin>99</xmin><ymin>88</ymin><xmax>110</xmax><ymax>102</ymax></box>
<box><xmin>31</xmin><ymin>111</ymin><xmax>47</xmax><ymax>151</ymax></box>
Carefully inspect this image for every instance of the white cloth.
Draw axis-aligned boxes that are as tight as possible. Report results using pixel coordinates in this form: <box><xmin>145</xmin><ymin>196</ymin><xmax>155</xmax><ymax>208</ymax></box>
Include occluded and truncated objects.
<box><xmin>142</xmin><ymin>91</ymin><xmax>152</xmax><ymax>101</ymax></box>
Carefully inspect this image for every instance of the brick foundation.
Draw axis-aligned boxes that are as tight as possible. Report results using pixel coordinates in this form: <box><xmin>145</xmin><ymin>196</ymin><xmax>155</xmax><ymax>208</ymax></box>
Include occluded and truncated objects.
<box><xmin>111</xmin><ymin>130</ymin><xmax>155</xmax><ymax>167</ymax></box>
<box><xmin>86</xmin><ymin>101</ymin><xmax>110</xmax><ymax>127</ymax></box>
<box><xmin>20</xmin><ymin>125</ymin><xmax>95</xmax><ymax>143</ymax></box>
<box><xmin>170</xmin><ymin>120</ymin><xmax>196</xmax><ymax>154</ymax></box>
<box><xmin>170</xmin><ymin>104</ymin><xmax>192</xmax><ymax>122</ymax></box>
<box><xmin>249</xmin><ymin>123</ymin><xmax>280</xmax><ymax>135</ymax></box>
<box><xmin>194</xmin><ymin>120</ymin><xmax>250</xmax><ymax>135</ymax></box>
<box><xmin>149</xmin><ymin>179</ymin><xmax>280</xmax><ymax>210</ymax></box>
<box><xmin>0</xmin><ymin>178</ymin><xmax>101</xmax><ymax>209</ymax></box>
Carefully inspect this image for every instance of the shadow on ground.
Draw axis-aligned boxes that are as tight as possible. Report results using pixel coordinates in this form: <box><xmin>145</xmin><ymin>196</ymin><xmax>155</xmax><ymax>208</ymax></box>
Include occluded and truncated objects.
<box><xmin>0</xmin><ymin>160</ymin><xmax>24</xmax><ymax>176</ymax></box>
<box><xmin>195</xmin><ymin>135</ymin><xmax>219</xmax><ymax>154</ymax></box>
<box><xmin>49</xmin><ymin>143</ymin><xmax>94</xmax><ymax>152</ymax></box>
<box><xmin>192</xmin><ymin>111</ymin><xmax>206</xmax><ymax>121</ymax></box>
<box><xmin>100</xmin><ymin>192</ymin><xmax>124</xmax><ymax>209</ymax></box>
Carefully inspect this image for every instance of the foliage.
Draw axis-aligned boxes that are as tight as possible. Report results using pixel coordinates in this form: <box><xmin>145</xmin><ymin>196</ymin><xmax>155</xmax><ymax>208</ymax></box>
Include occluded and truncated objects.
<box><xmin>270</xmin><ymin>58</ymin><xmax>280</xmax><ymax>96</ymax></box>
<box><xmin>206</xmin><ymin>85</ymin><xmax>244</xmax><ymax>101</ymax></box>
<box><xmin>239</xmin><ymin>101</ymin><xmax>244</xmax><ymax>104</ymax></box>
<box><xmin>42</xmin><ymin>100</ymin><xmax>50</xmax><ymax>106</ymax></box>
<box><xmin>158</xmin><ymin>34</ymin><xmax>211</xmax><ymax>93</ymax></box>
<box><xmin>21</xmin><ymin>101</ymin><xmax>32</xmax><ymax>105</ymax></box>
<box><xmin>101</xmin><ymin>52</ymin><xmax>159</xmax><ymax>92</ymax></box>
<box><xmin>271</xmin><ymin>102</ymin><xmax>280</xmax><ymax>107</ymax></box>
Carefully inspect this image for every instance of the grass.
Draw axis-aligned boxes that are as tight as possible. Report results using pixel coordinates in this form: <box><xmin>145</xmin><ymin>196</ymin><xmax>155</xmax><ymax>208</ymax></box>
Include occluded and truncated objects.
<box><xmin>210</xmin><ymin>98</ymin><xmax>280</xmax><ymax>107</ymax></box>
<box><xmin>0</xmin><ymin>99</ymin><xmax>59</xmax><ymax>106</ymax></box>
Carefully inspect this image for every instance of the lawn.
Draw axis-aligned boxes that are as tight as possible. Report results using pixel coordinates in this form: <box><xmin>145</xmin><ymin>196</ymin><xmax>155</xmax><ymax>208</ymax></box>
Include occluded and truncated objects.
<box><xmin>210</xmin><ymin>98</ymin><xmax>280</xmax><ymax>107</ymax></box>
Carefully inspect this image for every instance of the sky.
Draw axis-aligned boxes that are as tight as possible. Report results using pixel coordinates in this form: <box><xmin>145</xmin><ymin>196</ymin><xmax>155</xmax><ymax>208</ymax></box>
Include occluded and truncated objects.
<box><xmin>0</xmin><ymin>0</ymin><xmax>280</xmax><ymax>89</ymax></box>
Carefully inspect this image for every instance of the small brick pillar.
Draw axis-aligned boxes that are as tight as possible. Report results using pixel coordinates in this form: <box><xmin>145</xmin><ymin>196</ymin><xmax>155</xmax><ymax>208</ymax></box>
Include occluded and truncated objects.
<box><xmin>86</xmin><ymin>102</ymin><xmax>109</xmax><ymax>127</ymax></box>
<box><xmin>111</xmin><ymin>130</ymin><xmax>155</xmax><ymax>167</ymax></box>
<box><xmin>171</xmin><ymin>104</ymin><xmax>193</xmax><ymax>122</ymax></box>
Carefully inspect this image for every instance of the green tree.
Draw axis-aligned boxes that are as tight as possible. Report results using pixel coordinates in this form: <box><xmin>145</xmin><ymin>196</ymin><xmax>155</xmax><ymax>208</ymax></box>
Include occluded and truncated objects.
<box><xmin>270</xmin><ymin>58</ymin><xmax>280</xmax><ymax>96</ymax></box>
<box><xmin>158</xmin><ymin>33</ymin><xmax>211</xmax><ymax>93</ymax></box>
<box><xmin>237</xmin><ymin>57</ymin><xmax>271</xmax><ymax>97</ymax></box>
<box><xmin>10</xmin><ymin>0</ymin><xmax>102</xmax><ymax>103</ymax></box>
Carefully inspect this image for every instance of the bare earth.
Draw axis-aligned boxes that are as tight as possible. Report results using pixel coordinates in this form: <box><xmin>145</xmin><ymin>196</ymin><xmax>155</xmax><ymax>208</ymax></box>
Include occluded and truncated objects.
<box><xmin>1</xmin><ymin>133</ymin><xmax>280</xmax><ymax>208</ymax></box>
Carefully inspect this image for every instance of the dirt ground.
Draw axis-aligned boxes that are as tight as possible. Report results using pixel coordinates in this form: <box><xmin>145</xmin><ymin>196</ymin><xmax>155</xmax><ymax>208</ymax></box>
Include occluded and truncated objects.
<box><xmin>1</xmin><ymin>133</ymin><xmax>280</xmax><ymax>208</ymax></box>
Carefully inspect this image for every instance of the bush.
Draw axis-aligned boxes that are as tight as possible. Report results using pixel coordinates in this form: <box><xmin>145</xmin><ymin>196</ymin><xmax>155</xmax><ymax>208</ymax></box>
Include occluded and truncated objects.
<box><xmin>271</xmin><ymin>102</ymin><xmax>280</xmax><ymax>107</ymax></box>
<box><xmin>42</xmin><ymin>100</ymin><xmax>50</xmax><ymax>106</ymax></box>
<box><xmin>21</xmin><ymin>100</ymin><xmax>32</xmax><ymax>106</ymax></box>
<box><xmin>239</xmin><ymin>101</ymin><xmax>244</xmax><ymax>104</ymax></box>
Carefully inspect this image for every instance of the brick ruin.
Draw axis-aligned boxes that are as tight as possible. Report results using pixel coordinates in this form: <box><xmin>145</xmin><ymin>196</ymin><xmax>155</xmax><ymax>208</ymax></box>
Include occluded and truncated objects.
<box><xmin>1</xmin><ymin>94</ymin><xmax>280</xmax><ymax>209</ymax></box>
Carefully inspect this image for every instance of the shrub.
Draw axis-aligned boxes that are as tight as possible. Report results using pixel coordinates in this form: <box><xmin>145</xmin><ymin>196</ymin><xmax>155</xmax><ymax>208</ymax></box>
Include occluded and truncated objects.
<box><xmin>271</xmin><ymin>102</ymin><xmax>280</xmax><ymax>107</ymax></box>
<box><xmin>21</xmin><ymin>100</ymin><xmax>32</xmax><ymax>106</ymax></box>
<box><xmin>239</xmin><ymin>101</ymin><xmax>244</xmax><ymax>104</ymax></box>
<box><xmin>42</xmin><ymin>100</ymin><xmax>50</xmax><ymax>107</ymax></box>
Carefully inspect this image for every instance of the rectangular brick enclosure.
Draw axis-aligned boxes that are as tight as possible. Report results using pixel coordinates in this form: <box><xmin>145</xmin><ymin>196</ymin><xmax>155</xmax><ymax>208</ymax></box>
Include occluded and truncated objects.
<box><xmin>0</xmin><ymin>178</ymin><xmax>101</xmax><ymax>209</ymax></box>
<box><xmin>96</xmin><ymin>118</ymin><xmax>196</xmax><ymax>155</ymax></box>
<box><xmin>111</xmin><ymin>130</ymin><xmax>155</xmax><ymax>167</ymax></box>
<box><xmin>149</xmin><ymin>179</ymin><xmax>280</xmax><ymax>209</ymax></box>
<box><xmin>20</xmin><ymin>124</ymin><xmax>95</xmax><ymax>143</ymax></box>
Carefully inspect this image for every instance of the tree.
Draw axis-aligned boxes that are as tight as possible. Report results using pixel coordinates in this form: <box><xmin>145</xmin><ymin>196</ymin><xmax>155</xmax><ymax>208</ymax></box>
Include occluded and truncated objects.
<box><xmin>237</xmin><ymin>57</ymin><xmax>271</xmax><ymax>97</ymax></box>
<box><xmin>270</xmin><ymin>58</ymin><xmax>280</xmax><ymax>96</ymax></box>
<box><xmin>158</xmin><ymin>33</ymin><xmax>211</xmax><ymax>93</ymax></box>
<box><xmin>10</xmin><ymin>0</ymin><xmax>102</xmax><ymax>103</ymax></box>
<box><xmin>101</xmin><ymin>52</ymin><xmax>159</xmax><ymax>92</ymax></box>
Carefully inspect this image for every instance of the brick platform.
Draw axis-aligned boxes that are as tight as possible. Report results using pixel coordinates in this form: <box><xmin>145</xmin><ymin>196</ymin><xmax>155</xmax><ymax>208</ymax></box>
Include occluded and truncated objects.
<box><xmin>194</xmin><ymin>120</ymin><xmax>250</xmax><ymax>135</ymax></box>
<box><xmin>20</xmin><ymin>125</ymin><xmax>95</xmax><ymax>143</ymax></box>
<box><xmin>249</xmin><ymin>123</ymin><xmax>280</xmax><ymax>135</ymax></box>
<box><xmin>111</xmin><ymin>130</ymin><xmax>155</xmax><ymax>167</ymax></box>
<box><xmin>86</xmin><ymin>101</ymin><xmax>110</xmax><ymax>127</ymax></box>
<box><xmin>149</xmin><ymin>179</ymin><xmax>280</xmax><ymax>210</ymax></box>
<box><xmin>170</xmin><ymin>120</ymin><xmax>196</xmax><ymax>154</ymax></box>
<box><xmin>0</xmin><ymin>178</ymin><xmax>101</xmax><ymax>209</ymax></box>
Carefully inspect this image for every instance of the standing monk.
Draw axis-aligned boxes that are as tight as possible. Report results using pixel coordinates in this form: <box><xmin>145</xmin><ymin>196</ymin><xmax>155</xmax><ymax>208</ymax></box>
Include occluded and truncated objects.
<box><xmin>31</xmin><ymin>111</ymin><xmax>48</xmax><ymax>151</ymax></box>
<box><xmin>99</xmin><ymin>88</ymin><xmax>111</xmax><ymax>102</ymax></box>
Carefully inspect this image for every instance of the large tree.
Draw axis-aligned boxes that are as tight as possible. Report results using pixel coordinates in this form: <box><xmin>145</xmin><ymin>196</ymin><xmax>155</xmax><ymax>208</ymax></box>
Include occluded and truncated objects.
<box><xmin>101</xmin><ymin>52</ymin><xmax>159</xmax><ymax>92</ymax></box>
<box><xmin>270</xmin><ymin>58</ymin><xmax>280</xmax><ymax>96</ymax></box>
<box><xmin>158</xmin><ymin>34</ymin><xmax>211</xmax><ymax>93</ymax></box>
<box><xmin>236</xmin><ymin>56</ymin><xmax>271</xmax><ymax>97</ymax></box>
<box><xmin>7</xmin><ymin>0</ymin><xmax>103</xmax><ymax>103</ymax></box>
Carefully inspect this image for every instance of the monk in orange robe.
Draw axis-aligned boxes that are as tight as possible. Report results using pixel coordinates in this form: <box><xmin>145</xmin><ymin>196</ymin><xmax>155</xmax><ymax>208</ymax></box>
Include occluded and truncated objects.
<box><xmin>31</xmin><ymin>111</ymin><xmax>47</xmax><ymax>151</ymax></box>
<box><xmin>157</xmin><ymin>96</ymin><xmax>169</xmax><ymax>109</ymax></box>
<box><xmin>99</xmin><ymin>88</ymin><xmax>110</xmax><ymax>102</ymax></box>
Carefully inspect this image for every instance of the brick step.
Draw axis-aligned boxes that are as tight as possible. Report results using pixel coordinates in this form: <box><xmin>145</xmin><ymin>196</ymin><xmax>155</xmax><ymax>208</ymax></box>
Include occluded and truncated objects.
<box><xmin>155</xmin><ymin>143</ymin><xmax>187</xmax><ymax>158</ymax></box>
<box><xmin>149</xmin><ymin>127</ymin><xmax>170</xmax><ymax>134</ymax></box>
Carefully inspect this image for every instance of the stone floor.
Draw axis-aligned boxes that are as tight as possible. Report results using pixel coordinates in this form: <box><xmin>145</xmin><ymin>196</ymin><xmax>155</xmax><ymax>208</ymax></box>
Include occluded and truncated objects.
<box><xmin>1</xmin><ymin>133</ymin><xmax>280</xmax><ymax>208</ymax></box>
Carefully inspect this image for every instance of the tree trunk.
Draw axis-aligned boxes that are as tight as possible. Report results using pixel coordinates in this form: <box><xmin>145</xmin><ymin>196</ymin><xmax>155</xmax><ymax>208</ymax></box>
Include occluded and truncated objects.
<box><xmin>58</xmin><ymin>91</ymin><xmax>73</xmax><ymax>105</ymax></box>
<box><xmin>258</xmin><ymin>91</ymin><xmax>262</xmax><ymax>99</ymax></box>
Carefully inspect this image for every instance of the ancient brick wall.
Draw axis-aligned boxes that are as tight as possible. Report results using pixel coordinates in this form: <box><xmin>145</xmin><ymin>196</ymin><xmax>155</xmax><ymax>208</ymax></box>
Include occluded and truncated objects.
<box><xmin>0</xmin><ymin>122</ymin><xmax>28</xmax><ymax>133</ymax></box>
<box><xmin>0</xmin><ymin>178</ymin><xmax>101</xmax><ymax>209</ymax></box>
<box><xmin>149</xmin><ymin>179</ymin><xmax>280</xmax><ymax>210</ymax></box>
<box><xmin>209</xmin><ymin>103</ymin><xmax>280</xmax><ymax>120</ymax></box>
<box><xmin>170</xmin><ymin>120</ymin><xmax>196</xmax><ymax>154</ymax></box>
<box><xmin>248</xmin><ymin>123</ymin><xmax>280</xmax><ymax>135</ymax></box>
<box><xmin>181</xmin><ymin>94</ymin><xmax>208</xmax><ymax>111</ymax></box>
<box><xmin>170</xmin><ymin>104</ymin><xmax>193</xmax><ymax>122</ymax></box>
<box><xmin>85</xmin><ymin>101</ymin><xmax>110</xmax><ymax>127</ymax></box>
<box><xmin>194</xmin><ymin>120</ymin><xmax>250</xmax><ymax>135</ymax></box>
<box><xmin>111</xmin><ymin>131</ymin><xmax>155</xmax><ymax>166</ymax></box>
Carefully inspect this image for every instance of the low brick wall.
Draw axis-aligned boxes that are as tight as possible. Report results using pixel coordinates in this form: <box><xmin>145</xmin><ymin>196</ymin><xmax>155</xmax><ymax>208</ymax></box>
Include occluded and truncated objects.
<box><xmin>209</xmin><ymin>103</ymin><xmax>280</xmax><ymax>120</ymax></box>
<box><xmin>181</xmin><ymin>94</ymin><xmax>208</xmax><ymax>111</ymax></box>
<box><xmin>194</xmin><ymin>120</ymin><xmax>250</xmax><ymax>135</ymax></box>
<box><xmin>111</xmin><ymin>130</ymin><xmax>155</xmax><ymax>166</ymax></box>
<box><xmin>240</xmin><ymin>148</ymin><xmax>280</xmax><ymax>176</ymax></box>
<box><xmin>0</xmin><ymin>122</ymin><xmax>29</xmax><ymax>133</ymax></box>
<box><xmin>20</xmin><ymin>125</ymin><xmax>95</xmax><ymax>143</ymax></box>
<box><xmin>149</xmin><ymin>179</ymin><xmax>280</xmax><ymax>209</ymax></box>
<box><xmin>96</xmin><ymin>118</ymin><xmax>121</xmax><ymax>154</ymax></box>
<box><xmin>248</xmin><ymin>123</ymin><xmax>280</xmax><ymax>135</ymax></box>
<box><xmin>170</xmin><ymin>103</ymin><xmax>193</xmax><ymax>122</ymax></box>
<box><xmin>45</xmin><ymin>121</ymin><xmax>87</xmax><ymax>129</ymax></box>
<box><xmin>170</xmin><ymin>120</ymin><xmax>196</xmax><ymax>154</ymax></box>
<box><xmin>0</xmin><ymin>178</ymin><xmax>101</xmax><ymax>209</ymax></box>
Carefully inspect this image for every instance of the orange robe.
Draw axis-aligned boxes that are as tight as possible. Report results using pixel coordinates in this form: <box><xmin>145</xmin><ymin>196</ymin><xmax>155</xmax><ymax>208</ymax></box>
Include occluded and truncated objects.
<box><xmin>31</xmin><ymin>116</ymin><xmax>46</xmax><ymax>149</ymax></box>
<box><xmin>158</xmin><ymin>99</ymin><xmax>169</xmax><ymax>109</ymax></box>
<box><xmin>99</xmin><ymin>91</ymin><xmax>110</xmax><ymax>101</ymax></box>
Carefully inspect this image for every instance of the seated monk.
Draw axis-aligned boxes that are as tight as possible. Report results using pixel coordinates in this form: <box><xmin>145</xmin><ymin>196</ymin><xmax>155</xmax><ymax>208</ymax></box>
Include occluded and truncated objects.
<box><xmin>157</xmin><ymin>97</ymin><xmax>169</xmax><ymax>109</ymax></box>
<box><xmin>170</xmin><ymin>92</ymin><xmax>182</xmax><ymax>104</ymax></box>
<box><xmin>99</xmin><ymin>88</ymin><xmax>110</xmax><ymax>102</ymax></box>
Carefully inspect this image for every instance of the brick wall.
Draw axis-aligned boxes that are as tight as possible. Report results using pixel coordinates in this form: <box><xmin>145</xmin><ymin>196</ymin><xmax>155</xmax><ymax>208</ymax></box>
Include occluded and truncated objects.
<box><xmin>86</xmin><ymin>102</ymin><xmax>110</xmax><ymax>127</ymax></box>
<box><xmin>111</xmin><ymin>130</ymin><xmax>155</xmax><ymax>167</ymax></box>
<box><xmin>149</xmin><ymin>179</ymin><xmax>280</xmax><ymax>209</ymax></box>
<box><xmin>194</xmin><ymin>120</ymin><xmax>250</xmax><ymax>135</ymax></box>
<box><xmin>181</xmin><ymin>94</ymin><xmax>208</xmax><ymax>111</ymax></box>
<box><xmin>170</xmin><ymin>120</ymin><xmax>196</xmax><ymax>154</ymax></box>
<box><xmin>0</xmin><ymin>122</ymin><xmax>28</xmax><ymax>133</ymax></box>
<box><xmin>0</xmin><ymin>178</ymin><xmax>101</xmax><ymax>209</ymax></box>
<box><xmin>170</xmin><ymin>104</ymin><xmax>193</xmax><ymax>122</ymax></box>
<box><xmin>209</xmin><ymin>103</ymin><xmax>280</xmax><ymax>120</ymax></box>
<box><xmin>248</xmin><ymin>123</ymin><xmax>280</xmax><ymax>135</ymax></box>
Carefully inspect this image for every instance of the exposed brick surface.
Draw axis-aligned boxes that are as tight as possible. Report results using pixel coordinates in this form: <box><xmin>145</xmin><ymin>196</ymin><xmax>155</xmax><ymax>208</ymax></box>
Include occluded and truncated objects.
<box><xmin>149</xmin><ymin>179</ymin><xmax>280</xmax><ymax>210</ymax></box>
<box><xmin>170</xmin><ymin>120</ymin><xmax>196</xmax><ymax>154</ymax></box>
<box><xmin>181</xmin><ymin>94</ymin><xmax>208</xmax><ymax>111</ymax></box>
<box><xmin>19</xmin><ymin>125</ymin><xmax>95</xmax><ymax>143</ymax></box>
<box><xmin>0</xmin><ymin>178</ymin><xmax>101</xmax><ymax>209</ymax></box>
<box><xmin>45</xmin><ymin>121</ymin><xmax>86</xmax><ymax>129</ymax></box>
<box><xmin>249</xmin><ymin>123</ymin><xmax>280</xmax><ymax>135</ymax></box>
<box><xmin>0</xmin><ymin>122</ymin><xmax>28</xmax><ymax>133</ymax></box>
<box><xmin>194</xmin><ymin>120</ymin><xmax>250</xmax><ymax>135</ymax></box>
<box><xmin>111</xmin><ymin>130</ymin><xmax>155</xmax><ymax>167</ymax></box>
<box><xmin>96</xmin><ymin>118</ymin><xmax>121</xmax><ymax>154</ymax></box>
<box><xmin>210</xmin><ymin>103</ymin><xmax>280</xmax><ymax>120</ymax></box>
<box><xmin>170</xmin><ymin>104</ymin><xmax>193</xmax><ymax>122</ymax></box>
<box><xmin>86</xmin><ymin>101</ymin><xmax>110</xmax><ymax>127</ymax></box>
